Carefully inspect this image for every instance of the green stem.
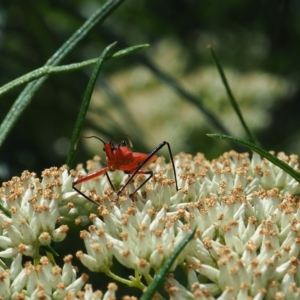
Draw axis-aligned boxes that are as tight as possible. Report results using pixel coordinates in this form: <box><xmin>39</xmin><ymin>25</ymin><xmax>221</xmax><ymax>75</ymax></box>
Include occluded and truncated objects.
<box><xmin>207</xmin><ymin>45</ymin><xmax>260</xmax><ymax>145</ymax></box>
<box><xmin>105</xmin><ymin>269</ymin><xmax>146</xmax><ymax>290</ymax></box>
<box><xmin>0</xmin><ymin>260</ymin><xmax>8</xmax><ymax>270</ymax></box>
<box><xmin>42</xmin><ymin>245</ymin><xmax>59</xmax><ymax>257</ymax></box>
<box><xmin>0</xmin><ymin>203</ymin><xmax>11</xmax><ymax>217</ymax></box>
<box><xmin>0</xmin><ymin>0</ymin><xmax>124</xmax><ymax>148</ymax></box>
<box><xmin>66</xmin><ymin>43</ymin><xmax>116</xmax><ymax>167</ymax></box>
<box><xmin>143</xmin><ymin>273</ymin><xmax>154</xmax><ymax>285</ymax></box>
<box><xmin>0</xmin><ymin>44</ymin><xmax>148</xmax><ymax>98</ymax></box>
<box><xmin>46</xmin><ymin>251</ymin><xmax>57</xmax><ymax>265</ymax></box>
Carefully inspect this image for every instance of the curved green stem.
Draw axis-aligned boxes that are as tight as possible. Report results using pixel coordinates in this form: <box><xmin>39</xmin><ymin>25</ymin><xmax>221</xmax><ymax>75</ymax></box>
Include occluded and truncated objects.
<box><xmin>66</xmin><ymin>42</ymin><xmax>116</xmax><ymax>167</ymax></box>
<box><xmin>0</xmin><ymin>0</ymin><xmax>125</xmax><ymax>148</ymax></box>
<box><xmin>0</xmin><ymin>203</ymin><xmax>11</xmax><ymax>218</ymax></box>
<box><xmin>0</xmin><ymin>259</ymin><xmax>8</xmax><ymax>270</ymax></box>
<box><xmin>143</xmin><ymin>273</ymin><xmax>154</xmax><ymax>285</ymax></box>
<box><xmin>105</xmin><ymin>269</ymin><xmax>145</xmax><ymax>290</ymax></box>
<box><xmin>207</xmin><ymin>45</ymin><xmax>260</xmax><ymax>145</ymax></box>
<box><xmin>0</xmin><ymin>44</ymin><xmax>148</xmax><ymax>98</ymax></box>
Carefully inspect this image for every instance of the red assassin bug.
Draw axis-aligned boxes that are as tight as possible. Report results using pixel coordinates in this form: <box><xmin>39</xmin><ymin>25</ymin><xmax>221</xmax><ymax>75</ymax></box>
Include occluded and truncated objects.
<box><xmin>72</xmin><ymin>136</ymin><xmax>179</xmax><ymax>205</ymax></box>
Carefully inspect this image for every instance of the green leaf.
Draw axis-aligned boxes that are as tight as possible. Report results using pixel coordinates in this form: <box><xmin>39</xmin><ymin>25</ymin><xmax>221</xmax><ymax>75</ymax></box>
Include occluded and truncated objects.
<box><xmin>42</xmin><ymin>246</ymin><xmax>59</xmax><ymax>258</ymax></box>
<box><xmin>207</xmin><ymin>45</ymin><xmax>259</xmax><ymax>145</ymax></box>
<box><xmin>0</xmin><ymin>202</ymin><xmax>11</xmax><ymax>218</ymax></box>
<box><xmin>66</xmin><ymin>42</ymin><xmax>117</xmax><ymax>167</ymax></box>
<box><xmin>207</xmin><ymin>133</ymin><xmax>300</xmax><ymax>183</ymax></box>
<box><xmin>0</xmin><ymin>0</ymin><xmax>125</xmax><ymax>148</ymax></box>
<box><xmin>0</xmin><ymin>44</ymin><xmax>148</xmax><ymax>98</ymax></box>
<box><xmin>140</xmin><ymin>226</ymin><xmax>197</xmax><ymax>300</ymax></box>
<box><xmin>110</xmin><ymin>44</ymin><xmax>149</xmax><ymax>59</ymax></box>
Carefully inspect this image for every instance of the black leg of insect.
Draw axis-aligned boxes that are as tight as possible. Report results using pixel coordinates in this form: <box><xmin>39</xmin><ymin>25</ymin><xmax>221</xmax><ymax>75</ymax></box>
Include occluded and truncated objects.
<box><xmin>117</xmin><ymin>141</ymin><xmax>179</xmax><ymax>198</ymax></box>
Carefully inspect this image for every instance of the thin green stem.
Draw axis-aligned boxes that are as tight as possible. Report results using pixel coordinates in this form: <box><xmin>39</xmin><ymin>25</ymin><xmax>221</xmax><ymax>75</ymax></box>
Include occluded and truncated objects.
<box><xmin>0</xmin><ymin>44</ymin><xmax>148</xmax><ymax>98</ymax></box>
<box><xmin>33</xmin><ymin>257</ymin><xmax>40</xmax><ymax>267</ymax></box>
<box><xmin>46</xmin><ymin>251</ymin><xmax>57</xmax><ymax>265</ymax></box>
<box><xmin>42</xmin><ymin>245</ymin><xmax>59</xmax><ymax>257</ymax></box>
<box><xmin>207</xmin><ymin>45</ymin><xmax>260</xmax><ymax>145</ymax></box>
<box><xmin>143</xmin><ymin>273</ymin><xmax>154</xmax><ymax>285</ymax></box>
<box><xmin>0</xmin><ymin>0</ymin><xmax>125</xmax><ymax>148</ymax></box>
<box><xmin>105</xmin><ymin>269</ymin><xmax>146</xmax><ymax>289</ymax></box>
<box><xmin>0</xmin><ymin>260</ymin><xmax>8</xmax><ymax>270</ymax></box>
<box><xmin>0</xmin><ymin>203</ymin><xmax>11</xmax><ymax>217</ymax></box>
<box><xmin>66</xmin><ymin>43</ymin><xmax>116</xmax><ymax>167</ymax></box>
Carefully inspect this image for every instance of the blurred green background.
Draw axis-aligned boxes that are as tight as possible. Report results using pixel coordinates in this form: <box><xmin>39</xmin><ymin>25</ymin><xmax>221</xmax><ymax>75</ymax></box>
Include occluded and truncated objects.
<box><xmin>1</xmin><ymin>0</ymin><xmax>300</xmax><ymax>296</ymax></box>
<box><xmin>1</xmin><ymin>0</ymin><xmax>300</xmax><ymax>180</ymax></box>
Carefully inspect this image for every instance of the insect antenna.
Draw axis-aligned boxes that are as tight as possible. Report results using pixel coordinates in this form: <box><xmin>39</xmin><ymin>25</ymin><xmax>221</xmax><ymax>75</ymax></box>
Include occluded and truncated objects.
<box><xmin>74</xmin><ymin>135</ymin><xmax>106</xmax><ymax>149</ymax></box>
<box><xmin>111</xmin><ymin>134</ymin><xmax>133</xmax><ymax>148</ymax></box>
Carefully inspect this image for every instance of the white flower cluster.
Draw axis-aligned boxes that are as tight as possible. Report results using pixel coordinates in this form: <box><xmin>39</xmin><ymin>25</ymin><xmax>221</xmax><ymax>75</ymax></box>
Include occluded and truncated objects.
<box><xmin>0</xmin><ymin>151</ymin><xmax>300</xmax><ymax>299</ymax></box>
<box><xmin>0</xmin><ymin>167</ymin><xmax>71</xmax><ymax>259</ymax></box>
<box><xmin>74</xmin><ymin>151</ymin><xmax>300</xmax><ymax>299</ymax></box>
<box><xmin>0</xmin><ymin>167</ymin><xmax>122</xmax><ymax>299</ymax></box>
<box><xmin>0</xmin><ymin>255</ymin><xmax>87</xmax><ymax>299</ymax></box>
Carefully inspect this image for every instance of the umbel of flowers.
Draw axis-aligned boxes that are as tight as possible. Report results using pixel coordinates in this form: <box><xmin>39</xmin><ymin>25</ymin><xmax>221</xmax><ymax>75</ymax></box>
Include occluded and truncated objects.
<box><xmin>0</xmin><ymin>151</ymin><xmax>300</xmax><ymax>299</ymax></box>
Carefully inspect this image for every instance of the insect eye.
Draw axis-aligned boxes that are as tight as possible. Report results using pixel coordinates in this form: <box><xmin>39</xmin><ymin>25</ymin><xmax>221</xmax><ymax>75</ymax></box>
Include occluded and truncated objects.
<box><xmin>108</xmin><ymin>141</ymin><xmax>116</xmax><ymax>151</ymax></box>
<box><xmin>120</xmin><ymin>140</ymin><xmax>127</xmax><ymax>147</ymax></box>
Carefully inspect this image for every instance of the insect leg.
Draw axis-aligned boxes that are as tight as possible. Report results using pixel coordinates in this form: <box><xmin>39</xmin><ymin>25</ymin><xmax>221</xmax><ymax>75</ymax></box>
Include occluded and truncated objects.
<box><xmin>72</xmin><ymin>184</ymin><xmax>101</xmax><ymax>206</ymax></box>
<box><xmin>121</xmin><ymin>169</ymin><xmax>153</xmax><ymax>198</ymax></box>
<box><xmin>104</xmin><ymin>172</ymin><xmax>116</xmax><ymax>191</ymax></box>
<box><xmin>72</xmin><ymin>167</ymin><xmax>109</xmax><ymax>206</ymax></box>
<box><xmin>117</xmin><ymin>141</ymin><xmax>179</xmax><ymax>195</ymax></box>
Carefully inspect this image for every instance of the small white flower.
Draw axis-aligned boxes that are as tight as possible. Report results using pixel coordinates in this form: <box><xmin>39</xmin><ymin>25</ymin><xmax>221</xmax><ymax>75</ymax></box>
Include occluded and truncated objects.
<box><xmin>51</xmin><ymin>225</ymin><xmax>69</xmax><ymax>242</ymax></box>
<box><xmin>10</xmin><ymin>265</ymin><xmax>28</xmax><ymax>293</ymax></box>
<box><xmin>9</xmin><ymin>253</ymin><xmax>22</xmax><ymax>281</ymax></box>
<box><xmin>0</xmin><ymin>270</ymin><xmax>11</xmax><ymax>299</ymax></box>
<box><xmin>76</xmin><ymin>251</ymin><xmax>100</xmax><ymax>272</ymax></box>
<box><xmin>65</xmin><ymin>273</ymin><xmax>89</xmax><ymax>294</ymax></box>
<box><xmin>38</xmin><ymin>232</ymin><xmax>51</xmax><ymax>245</ymax></box>
<box><xmin>165</xmin><ymin>275</ymin><xmax>195</xmax><ymax>300</ymax></box>
<box><xmin>0</xmin><ymin>247</ymin><xmax>18</xmax><ymax>258</ymax></box>
<box><xmin>62</xmin><ymin>254</ymin><xmax>77</xmax><ymax>285</ymax></box>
